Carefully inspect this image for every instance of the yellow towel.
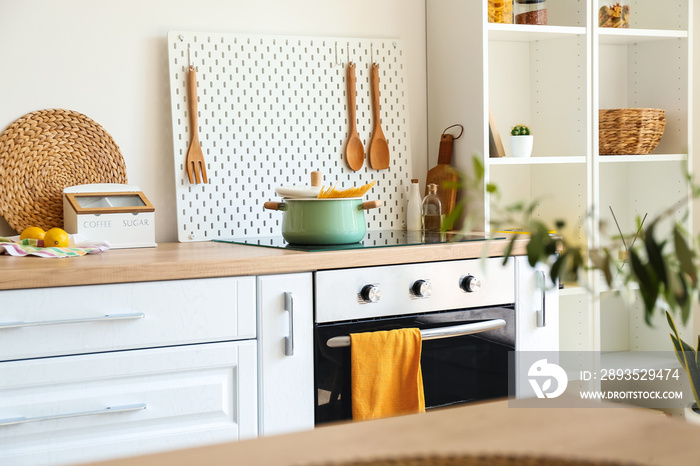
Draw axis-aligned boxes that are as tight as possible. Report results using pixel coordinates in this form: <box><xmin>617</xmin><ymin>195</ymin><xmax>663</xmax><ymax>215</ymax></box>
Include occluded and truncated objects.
<box><xmin>350</xmin><ymin>328</ymin><xmax>425</xmax><ymax>421</ymax></box>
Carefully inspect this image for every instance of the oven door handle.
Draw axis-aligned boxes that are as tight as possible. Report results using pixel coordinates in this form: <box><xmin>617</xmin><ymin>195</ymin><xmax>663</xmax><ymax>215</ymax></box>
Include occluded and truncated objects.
<box><xmin>325</xmin><ymin>318</ymin><xmax>507</xmax><ymax>348</ymax></box>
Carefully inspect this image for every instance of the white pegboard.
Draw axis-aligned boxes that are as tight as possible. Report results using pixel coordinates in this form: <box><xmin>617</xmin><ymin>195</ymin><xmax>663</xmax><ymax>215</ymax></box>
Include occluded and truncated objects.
<box><xmin>167</xmin><ymin>31</ymin><xmax>413</xmax><ymax>242</ymax></box>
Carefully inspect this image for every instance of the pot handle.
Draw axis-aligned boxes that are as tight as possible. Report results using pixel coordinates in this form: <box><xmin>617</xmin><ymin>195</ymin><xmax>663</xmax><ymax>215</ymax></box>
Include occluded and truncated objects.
<box><xmin>263</xmin><ymin>201</ymin><xmax>286</xmax><ymax>211</ymax></box>
<box><xmin>360</xmin><ymin>200</ymin><xmax>383</xmax><ymax>211</ymax></box>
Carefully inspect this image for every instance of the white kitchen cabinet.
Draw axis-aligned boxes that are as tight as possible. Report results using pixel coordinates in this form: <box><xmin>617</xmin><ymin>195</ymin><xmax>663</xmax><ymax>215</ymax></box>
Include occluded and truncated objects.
<box><xmin>257</xmin><ymin>273</ymin><xmax>314</xmax><ymax>436</ymax></box>
<box><xmin>427</xmin><ymin>0</ymin><xmax>693</xmax><ymax>361</ymax></box>
<box><xmin>0</xmin><ymin>276</ymin><xmax>258</xmax><ymax>466</ymax></box>
<box><xmin>515</xmin><ymin>257</ymin><xmax>559</xmax><ymax>353</ymax></box>
<box><xmin>0</xmin><ymin>277</ymin><xmax>256</xmax><ymax>361</ymax></box>
<box><xmin>0</xmin><ymin>341</ymin><xmax>257</xmax><ymax>466</ymax></box>
<box><xmin>513</xmin><ymin>256</ymin><xmax>560</xmax><ymax>398</ymax></box>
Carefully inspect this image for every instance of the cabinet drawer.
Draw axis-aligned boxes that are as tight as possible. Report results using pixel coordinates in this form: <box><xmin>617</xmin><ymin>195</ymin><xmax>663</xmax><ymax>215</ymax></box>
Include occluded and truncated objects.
<box><xmin>0</xmin><ymin>341</ymin><xmax>257</xmax><ymax>466</ymax></box>
<box><xmin>0</xmin><ymin>276</ymin><xmax>256</xmax><ymax>361</ymax></box>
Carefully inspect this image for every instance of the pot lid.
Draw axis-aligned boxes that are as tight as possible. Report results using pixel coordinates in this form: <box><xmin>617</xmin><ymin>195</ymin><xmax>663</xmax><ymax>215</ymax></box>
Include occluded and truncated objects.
<box><xmin>274</xmin><ymin>185</ymin><xmax>322</xmax><ymax>198</ymax></box>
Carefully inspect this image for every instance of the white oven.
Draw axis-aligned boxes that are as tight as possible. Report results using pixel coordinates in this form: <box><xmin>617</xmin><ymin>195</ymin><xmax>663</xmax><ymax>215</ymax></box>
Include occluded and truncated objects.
<box><xmin>312</xmin><ymin>256</ymin><xmax>557</xmax><ymax>425</ymax></box>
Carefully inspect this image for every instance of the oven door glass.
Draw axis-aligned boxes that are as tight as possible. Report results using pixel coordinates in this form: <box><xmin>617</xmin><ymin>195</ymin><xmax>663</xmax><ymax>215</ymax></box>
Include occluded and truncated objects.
<box><xmin>314</xmin><ymin>305</ymin><xmax>515</xmax><ymax>425</ymax></box>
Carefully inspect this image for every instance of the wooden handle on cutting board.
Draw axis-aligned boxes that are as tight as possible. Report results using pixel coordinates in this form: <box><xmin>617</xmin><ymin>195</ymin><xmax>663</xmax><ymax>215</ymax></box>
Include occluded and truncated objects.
<box><xmin>437</xmin><ymin>133</ymin><xmax>454</xmax><ymax>165</ymax></box>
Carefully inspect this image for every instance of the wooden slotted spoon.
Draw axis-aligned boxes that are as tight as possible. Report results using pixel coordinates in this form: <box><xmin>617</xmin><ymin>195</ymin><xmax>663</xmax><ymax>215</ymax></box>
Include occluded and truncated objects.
<box><xmin>185</xmin><ymin>65</ymin><xmax>207</xmax><ymax>184</ymax></box>
<box><xmin>368</xmin><ymin>63</ymin><xmax>390</xmax><ymax>170</ymax></box>
<box><xmin>344</xmin><ymin>62</ymin><xmax>364</xmax><ymax>171</ymax></box>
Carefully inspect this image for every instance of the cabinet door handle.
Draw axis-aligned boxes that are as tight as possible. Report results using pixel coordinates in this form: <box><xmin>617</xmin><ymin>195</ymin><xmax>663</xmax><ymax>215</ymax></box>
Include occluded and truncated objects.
<box><xmin>0</xmin><ymin>403</ymin><xmax>147</xmax><ymax>427</ymax></box>
<box><xmin>536</xmin><ymin>270</ymin><xmax>546</xmax><ymax>327</ymax></box>
<box><xmin>0</xmin><ymin>312</ymin><xmax>145</xmax><ymax>330</ymax></box>
<box><xmin>284</xmin><ymin>292</ymin><xmax>294</xmax><ymax>356</ymax></box>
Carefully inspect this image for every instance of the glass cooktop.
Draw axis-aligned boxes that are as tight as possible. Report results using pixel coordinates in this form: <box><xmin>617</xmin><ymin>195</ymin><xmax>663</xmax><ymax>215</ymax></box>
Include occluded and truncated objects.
<box><xmin>214</xmin><ymin>230</ymin><xmax>505</xmax><ymax>252</ymax></box>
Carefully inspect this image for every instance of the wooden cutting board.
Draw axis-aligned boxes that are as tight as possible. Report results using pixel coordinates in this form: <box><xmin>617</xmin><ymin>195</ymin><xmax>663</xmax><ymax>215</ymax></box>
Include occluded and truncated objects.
<box><xmin>425</xmin><ymin>132</ymin><xmax>458</xmax><ymax>215</ymax></box>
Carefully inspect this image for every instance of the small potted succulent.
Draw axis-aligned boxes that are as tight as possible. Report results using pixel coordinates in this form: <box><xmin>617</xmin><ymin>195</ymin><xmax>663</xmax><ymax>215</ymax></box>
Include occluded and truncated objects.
<box><xmin>510</xmin><ymin>124</ymin><xmax>533</xmax><ymax>158</ymax></box>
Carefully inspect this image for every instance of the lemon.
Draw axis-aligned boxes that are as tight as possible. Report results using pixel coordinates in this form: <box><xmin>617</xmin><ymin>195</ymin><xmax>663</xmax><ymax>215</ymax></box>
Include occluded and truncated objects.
<box><xmin>43</xmin><ymin>228</ymin><xmax>70</xmax><ymax>248</ymax></box>
<box><xmin>20</xmin><ymin>226</ymin><xmax>46</xmax><ymax>241</ymax></box>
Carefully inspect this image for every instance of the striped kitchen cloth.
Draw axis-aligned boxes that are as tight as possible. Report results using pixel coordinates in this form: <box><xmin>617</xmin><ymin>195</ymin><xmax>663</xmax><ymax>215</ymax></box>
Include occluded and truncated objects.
<box><xmin>0</xmin><ymin>235</ymin><xmax>110</xmax><ymax>258</ymax></box>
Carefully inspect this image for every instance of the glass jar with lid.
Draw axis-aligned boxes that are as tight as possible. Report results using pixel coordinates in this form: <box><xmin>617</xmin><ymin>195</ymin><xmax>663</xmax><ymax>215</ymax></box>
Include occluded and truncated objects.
<box><xmin>514</xmin><ymin>0</ymin><xmax>547</xmax><ymax>25</ymax></box>
<box><xmin>598</xmin><ymin>1</ymin><xmax>631</xmax><ymax>28</ymax></box>
<box><xmin>488</xmin><ymin>0</ymin><xmax>513</xmax><ymax>24</ymax></box>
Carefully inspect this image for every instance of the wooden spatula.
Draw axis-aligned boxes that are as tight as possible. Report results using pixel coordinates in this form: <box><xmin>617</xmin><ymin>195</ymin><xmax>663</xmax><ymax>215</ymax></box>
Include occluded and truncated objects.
<box><xmin>368</xmin><ymin>63</ymin><xmax>390</xmax><ymax>170</ymax></box>
<box><xmin>425</xmin><ymin>126</ymin><xmax>462</xmax><ymax>216</ymax></box>
<box><xmin>344</xmin><ymin>62</ymin><xmax>364</xmax><ymax>171</ymax></box>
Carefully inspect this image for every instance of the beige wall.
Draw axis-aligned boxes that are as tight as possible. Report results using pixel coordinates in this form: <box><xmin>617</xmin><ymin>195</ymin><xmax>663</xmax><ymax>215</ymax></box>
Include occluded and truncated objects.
<box><xmin>0</xmin><ymin>0</ymin><xmax>428</xmax><ymax>241</ymax></box>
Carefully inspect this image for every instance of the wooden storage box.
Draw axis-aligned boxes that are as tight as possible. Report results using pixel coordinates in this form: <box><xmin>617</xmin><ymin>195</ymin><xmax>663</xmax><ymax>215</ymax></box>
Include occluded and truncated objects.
<box><xmin>63</xmin><ymin>183</ymin><xmax>156</xmax><ymax>249</ymax></box>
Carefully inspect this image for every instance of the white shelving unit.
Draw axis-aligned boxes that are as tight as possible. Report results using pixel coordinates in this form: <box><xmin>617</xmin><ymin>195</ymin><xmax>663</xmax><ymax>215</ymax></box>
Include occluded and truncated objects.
<box><xmin>427</xmin><ymin>0</ymin><xmax>693</xmax><ymax>369</ymax></box>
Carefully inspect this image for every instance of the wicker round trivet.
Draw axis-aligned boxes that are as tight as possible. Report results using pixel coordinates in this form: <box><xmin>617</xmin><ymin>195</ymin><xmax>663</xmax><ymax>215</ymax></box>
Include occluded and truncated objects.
<box><xmin>314</xmin><ymin>454</ymin><xmax>639</xmax><ymax>466</ymax></box>
<box><xmin>0</xmin><ymin>109</ymin><xmax>127</xmax><ymax>232</ymax></box>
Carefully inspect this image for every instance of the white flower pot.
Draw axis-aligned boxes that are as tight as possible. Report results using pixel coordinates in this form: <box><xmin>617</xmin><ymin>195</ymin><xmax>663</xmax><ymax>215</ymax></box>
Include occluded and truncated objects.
<box><xmin>684</xmin><ymin>402</ymin><xmax>700</xmax><ymax>425</ymax></box>
<box><xmin>510</xmin><ymin>135</ymin><xmax>534</xmax><ymax>158</ymax></box>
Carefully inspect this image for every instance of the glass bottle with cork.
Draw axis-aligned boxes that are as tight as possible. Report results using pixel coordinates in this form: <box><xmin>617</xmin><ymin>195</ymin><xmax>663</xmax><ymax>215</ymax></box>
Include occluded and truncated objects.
<box><xmin>421</xmin><ymin>183</ymin><xmax>443</xmax><ymax>232</ymax></box>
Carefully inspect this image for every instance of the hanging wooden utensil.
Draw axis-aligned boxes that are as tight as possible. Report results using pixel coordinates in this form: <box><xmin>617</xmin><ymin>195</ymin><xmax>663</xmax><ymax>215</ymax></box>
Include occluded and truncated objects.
<box><xmin>368</xmin><ymin>63</ymin><xmax>390</xmax><ymax>170</ymax></box>
<box><xmin>425</xmin><ymin>124</ymin><xmax>463</xmax><ymax>217</ymax></box>
<box><xmin>344</xmin><ymin>62</ymin><xmax>364</xmax><ymax>171</ymax></box>
<box><xmin>185</xmin><ymin>65</ymin><xmax>207</xmax><ymax>184</ymax></box>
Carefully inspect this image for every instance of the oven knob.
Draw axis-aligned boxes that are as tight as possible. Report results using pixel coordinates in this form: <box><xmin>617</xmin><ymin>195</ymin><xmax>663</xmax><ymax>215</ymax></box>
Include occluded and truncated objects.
<box><xmin>360</xmin><ymin>284</ymin><xmax>380</xmax><ymax>303</ymax></box>
<box><xmin>411</xmin><ymin>279</ymin><xmax>432</xmax><ymax>298</ymax></box>
<box><xmin>460</xmin><ymin>275</ymin><xmax>481</xmax><ymax>293</ymax></box>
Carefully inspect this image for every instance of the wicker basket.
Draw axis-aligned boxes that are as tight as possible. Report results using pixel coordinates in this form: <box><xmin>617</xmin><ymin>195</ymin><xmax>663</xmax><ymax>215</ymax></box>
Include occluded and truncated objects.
<box><xmin>598</xmin><ymin>108</ymin><xmax>665</xmax><ymax>155</ymax></box>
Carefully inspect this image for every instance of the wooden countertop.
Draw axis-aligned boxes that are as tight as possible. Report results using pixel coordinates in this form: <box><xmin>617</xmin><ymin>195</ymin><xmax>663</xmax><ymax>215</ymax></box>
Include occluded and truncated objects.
<box><xmin>0</xmin><ymin>238</ymin><xmax>527</xmax><ymax>291</ymax></box>
<box><xmin>82</xmin><ymin>397</ymin><xmax>700</xmax><ymax>466</ymax></box>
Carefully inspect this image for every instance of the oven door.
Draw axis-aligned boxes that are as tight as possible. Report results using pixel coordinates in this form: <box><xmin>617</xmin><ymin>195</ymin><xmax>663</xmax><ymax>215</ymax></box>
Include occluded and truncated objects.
<box><xmin>314</xmin><ymin>305</ymin><xmax>515</xmax><ymax>425</ymax></box>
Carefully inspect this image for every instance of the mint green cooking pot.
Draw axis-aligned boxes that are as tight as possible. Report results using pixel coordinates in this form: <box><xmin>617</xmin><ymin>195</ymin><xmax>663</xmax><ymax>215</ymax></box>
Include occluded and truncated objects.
<box><xmin>263</xmin><ymin>198</ymin><xmax>382</xmax><ymax>245</ymax></box>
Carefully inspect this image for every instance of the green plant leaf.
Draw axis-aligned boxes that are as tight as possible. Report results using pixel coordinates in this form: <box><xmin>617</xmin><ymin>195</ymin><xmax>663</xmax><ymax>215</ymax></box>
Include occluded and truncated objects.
<box><xmin>472</xmin><ymin>156</ymin><xmax>485</xmax><ymax>180</ymax></box>
<box><xmin>526</xmin><ymin>231</ymin><xmax>545</xmax><ymax>267</ymax></box>
<box><xmin>667</xmin><ymin>311</ymin><xmax>700</xmax><ymax>405</ymax></box>
<box><xmin>644</xmin><ymin>221</ymin><xmax>668</xmax><ymax>287</ymax></box>
<box><xmin>677</xmin><ymin>272</ymin><xmax>691</xmax><ymax>325</ymax></box>
<box><xmin>441</xmin><ymin>180</ymin><xmax>461</xmax><ymax>190</ymax></box>
<box><xmin>674</xmin><ymin>225</ymin><xmax>697</xmax><ymax>285</ymax></box>
<box><xmin>550</xmin><ymin>249</ymin><xmax>571</xmax><ymax>283</ymax></box>
<box><xmin>629</xmin><ymin>249</ymin><xmax>658</xmax><ymax>325</ymax></box>
<box><xmin>505</xmin><ymin>202</ymin><xmax>525</xmax><ymax>213</ymax></box>
<box><xmin>667</xmin><ymin>311</ymin><xmax>687</xmax><ymax>367</ymax></box>
<box><xmin>550</xmin><ymin>249</ymin><xmax>579</xmax><ymax>284</ymax></box>
<box><xmin>502</xmin><ymin>236</ymin><xmax>516</xmax><ymax>266</ymax></box>
<box><xmin>442</xmin><ymin>202</ymin><xmax>463</xmax><ymax>232</ymax></box>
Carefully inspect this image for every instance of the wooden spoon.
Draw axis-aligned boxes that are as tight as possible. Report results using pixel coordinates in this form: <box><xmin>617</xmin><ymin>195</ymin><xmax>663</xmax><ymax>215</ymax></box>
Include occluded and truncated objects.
<box><xmin>344</xmin><ymin>62</ymin><xmax>364</xmax><ymax>171</ymax></box>
<box><xmin>368</xmin><ymin>63</ymin><xmax>390</xmax><ymax>170</ymax></box>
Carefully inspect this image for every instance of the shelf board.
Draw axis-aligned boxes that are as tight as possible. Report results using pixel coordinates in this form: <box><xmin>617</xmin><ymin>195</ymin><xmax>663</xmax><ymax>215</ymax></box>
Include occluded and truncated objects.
<box><xmin>559</xmin><ymin>284</ymin><xmax>588</xmax><ymax>297</ymax></box>
<box><xmin>489</xmin><ymin>156</ymin><xmax>587</xmax><ymax>165</ymax></box>
<box><xmin>598</xmin><ymin>28</ymin><xmax>688</xmax><ymax>45</ymax></box>
<box><xmin>601</xmin><ymin>351</ymin><xmax>681</xmax><ymax>371</ymax></box>
<box><xmin>489</xmin><ymin>154</ymin><xmax>687</xmax><ymax>165</ymax></box>
<box><xmin>598</xmin><ymin>153</ymin><xmax>687</xmax><ymax>163</ymax></box>
<box><xmin>488</xmin><ymin>24</ymin><xmax>586</xmax><ymax>42</ymax></box>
